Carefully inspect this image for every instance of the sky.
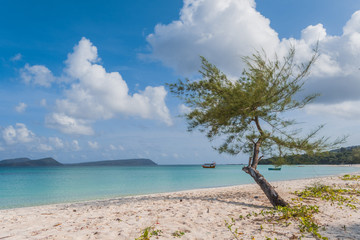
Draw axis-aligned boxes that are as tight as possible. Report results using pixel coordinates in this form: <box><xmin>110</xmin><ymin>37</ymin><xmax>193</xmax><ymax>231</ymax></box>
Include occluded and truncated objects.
<box><xmin>1</xmin><ymin>0</ymin><xmax>360</xmax><ymax>164</ymax></box>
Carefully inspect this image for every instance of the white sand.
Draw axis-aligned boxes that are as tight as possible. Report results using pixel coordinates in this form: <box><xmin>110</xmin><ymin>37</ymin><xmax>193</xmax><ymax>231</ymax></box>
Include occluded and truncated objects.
<box><xmin>1</xmin><ymin>171</ymin><xmax>360</xmax><ymax>240</ymax></box>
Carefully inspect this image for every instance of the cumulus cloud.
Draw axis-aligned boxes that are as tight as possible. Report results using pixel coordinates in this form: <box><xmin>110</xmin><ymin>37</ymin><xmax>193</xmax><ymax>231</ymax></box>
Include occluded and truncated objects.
<box><xmin>46</xmin><ymin>113</ymin><xmax>94</xmax><ymax>135</ymax></box>
<box><xmin>20</xmin><ymin>64</ymin><xmax>55</xmax><ymax>87</ymax></box>
<box><xmin>145</xmin><ymin>0</ymin><xmax>360</xmax><ymax>116</ymax></box>
<box><xmin>15</xmin><ymin>102</ymin><xmax>27</xmax><ymax>113</ymax></box>
<box><xmin>0</xmin><ymin>123</ymin><xmax>82</xmax><ymax>153</ymax></box>
<box><xmin>37</xmin><ymin>143</ymin><xmax>53</xmax><ymax>152</ymax></box>
<box><xmin>36</xmin><ymin>37</ymin><xmax>172</xmax><ymax>135</ymax></box>
<box><xmin>145</xmin><ymin>0</ymin><xmax>279</xmax><ymax>76</ymax></box>
<box><xmin>88</xmin><ymin>141</ymin><xmax>99</xmax><ymax>149</ymax></box>
<box><xmin>72</xmin><ymin>140</ymin><xmax>81</xmax><ymax>151</ymax></box>
<box><xmin>10</xmin><ymin>53</ymin><xmax>22</xmax><ymax>62</ymax></box>
<box><xmin>49</xmin><ymin>137</ymin><xmax>64</xmax><ymax>149</ymax></box>
<box><xmin>178</xmin><ymin>104</ymin><xmax>192</xmax><ymax>114</ymax></box>
<box><xmin>2</xmin><ymin>123</ymin><xmax>35</xmax><ymax>145</ymax></box>
<box><xmin>306</xmin><ymin>101</ymin><xmax>360</xmax><ymax>119</ymax></box>
<box><xmin>40</xmin><ymin>99</ymin><xmax>47</xmax><ymax>107</ymax></box>
<box><xmin>109</xmin><ymin>144</ymin><xmax>125</xmax><ymax>151</ymax></box>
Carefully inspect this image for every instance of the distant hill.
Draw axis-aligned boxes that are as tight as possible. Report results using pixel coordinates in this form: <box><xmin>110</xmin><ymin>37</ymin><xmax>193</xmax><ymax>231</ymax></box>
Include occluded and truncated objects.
<box><xmin>259</xmin><ymin>145</ymin><xmax>360</xmax><ymax>165</ymax></box>
<box><xmin>0</xmin><ymin>157</ymin><xmax>62</xmax><ymax>167</ymax></box>
<box><xmin>0</xmin><ymin>157</ymin><xmax>157</xmax><ymax>167</ymax></box>
<box><xmin>69</xmin><ymin>159</ymin><xmax>157</xmax><ymax>166</ymax></box>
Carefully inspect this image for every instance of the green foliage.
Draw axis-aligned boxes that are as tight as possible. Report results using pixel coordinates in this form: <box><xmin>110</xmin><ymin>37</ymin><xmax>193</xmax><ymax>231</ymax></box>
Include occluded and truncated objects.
<box><xmin>226</xmin><ymin>182</ymin><xmax>359</xmax><ymax>239</ymax></box>
<box><xmin>278</xmin><ymin>204</ymin><xmax>326</xmax><ymax>239</ymax></box>
<box><xmin>261</xmin><ymin>146</ymin><xmax>360</xmax><ymax>165</ymax></box>
<box><xmin>226</xmin><ymin>203</ymin><xmax>327</xmax><ymax>239</ymax></box>
<box><xmin>271</xmin><ymin>157</ymin><xmax>287</xmax><ymax>167</ymax></box>
<box><xmin>342</xmin><ymin>174</ymin><xmax>360</xmax><ymax>181</ymax></box>
<box><xmin>135</xmin><ymin>226</ymin><xmax>162</xmax><ymax>240</ymax></box>
<box><xmin>225</xmin><ymin>218</ymin><xmax>244</xmax><ymax>240</ymax></box>
<box><xmin>295</xmin><ymin>183</ymin><xmax>359</xmax><ymax>209</ymax></box>
<box><xmin>172</xmin><ymin>230</ymin><xmax>185</xmax><ymax>238</ymax></box>
<box><xmin>168</xmin><ymin>47</ymin><xmax>344</xmax><ymax>165</ymax></box>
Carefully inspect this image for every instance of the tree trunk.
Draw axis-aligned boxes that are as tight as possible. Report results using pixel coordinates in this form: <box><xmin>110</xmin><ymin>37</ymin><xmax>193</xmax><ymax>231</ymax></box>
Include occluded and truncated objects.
<box><xmin>242</xmin><ymin>166</ymin><xmax>288</xmax><ymax>207</ymax></box>
<box><xmin>251</xmin><ymin>141</ymin><xmax>261</xmax><ymax>169</ymax></box>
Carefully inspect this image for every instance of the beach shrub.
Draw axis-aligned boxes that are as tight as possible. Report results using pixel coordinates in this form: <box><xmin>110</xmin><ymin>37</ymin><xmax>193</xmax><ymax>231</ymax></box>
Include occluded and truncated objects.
<box><xmin>225</xmin><ymin>203</ymin><xmax>327</xmax><ymax>240</ymax></box>
<box><xmin>135</xmin><ymin>226</ymin><xmax>162</xmax><ymax>240</ymax></box>
<box><xmin>225</xmin><ymin>218</ymin><xmax>244</xmax><ymax>239</ymax></box>
<box><xmin>341</xmin><ymin>174</ymin><xmax>360</xmax><ymax>181</ymax></box>
<box><xmin>295</xmin><ymin>183</ymin><xmax>359</xmax><ymax>209</ymax></box>
<box><xmin>172</xmin><ymin>230</ymin><xmax>185</xmax><ymax>238</ymax></box>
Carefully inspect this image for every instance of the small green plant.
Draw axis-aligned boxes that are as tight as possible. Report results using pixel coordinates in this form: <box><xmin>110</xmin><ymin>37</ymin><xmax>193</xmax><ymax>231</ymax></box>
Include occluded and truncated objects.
<box><xmin>225</xmin><ymin>183</ymin><xmax>359</xmax><ymax>239</ymax></box>
<box><xmin>135</xmin><ymin>226</ymin><xmax>162</xmax><ymax>240</ymax></box>
<box><xmin>295</xmin><ymin>183</ymin><xmax>358</xmax><ymax>209</ymax></box>
<box><xmin>267</xmin><ymin>204</ymin><xmax>327</xmax><ymax>239</ymax></box>
<box><xmin>172</xmin><ymin>230</ymin><xmax>185</xmax><ymax>238</ymax></box>
<box><xmin>226</xmin><ymin>203</ymin><xmax>327</xmax><ymax>239</ymax></box>
<box><xmin>224</xmin><ymin>218</ymin><xmax>243</xmax><ymax>240</ymax></box>
<box><xmin>341</xmin><ymin>174</ymin><xmax>360</xmax><ymax>181</ymax></box>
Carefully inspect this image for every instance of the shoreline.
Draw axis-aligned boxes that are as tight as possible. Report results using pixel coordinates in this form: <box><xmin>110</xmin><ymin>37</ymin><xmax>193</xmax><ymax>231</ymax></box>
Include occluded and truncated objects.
<box><xmin>2</xmin><ymin>165</ymin><xmax>360</xmax><ymax>211</ymax></box>
<box><xmin>1</xmin><ymin>171</ymin><xmax>360</xmax><ymax>239</ymax></box>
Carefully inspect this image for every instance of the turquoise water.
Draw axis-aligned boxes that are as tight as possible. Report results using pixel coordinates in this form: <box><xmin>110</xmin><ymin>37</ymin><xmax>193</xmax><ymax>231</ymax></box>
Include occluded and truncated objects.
<box><xmin>0</xmin><ymin>165</ymin><xmax>358</xmax><ymax>209</ymax></box>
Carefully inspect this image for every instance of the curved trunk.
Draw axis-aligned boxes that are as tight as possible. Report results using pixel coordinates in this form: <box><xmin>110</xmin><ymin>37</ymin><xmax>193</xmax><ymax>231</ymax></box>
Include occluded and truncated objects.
<box><xmin>242</xmin><ymin>166</ymin><xmax>288</xmax><ymax>207</ymax></box>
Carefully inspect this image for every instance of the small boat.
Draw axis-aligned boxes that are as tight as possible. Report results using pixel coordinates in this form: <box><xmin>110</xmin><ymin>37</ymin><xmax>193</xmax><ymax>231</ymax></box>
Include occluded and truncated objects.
<box><xmin>268</xmin><ymin>167</ymin><xmax>281</xmax><ymax>171</ymax></box>
<box><xmin>202</xmin><ymin>162</ymin><xmax>216</xmax><ymax>168</ymax></box>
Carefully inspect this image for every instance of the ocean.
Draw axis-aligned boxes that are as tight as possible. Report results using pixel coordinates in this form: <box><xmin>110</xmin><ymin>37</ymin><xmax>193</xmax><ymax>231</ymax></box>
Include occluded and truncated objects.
<box><xmin>0</xmin><ymin>165</ymin><xmax>358</xmax><ymax>209</ymax></box>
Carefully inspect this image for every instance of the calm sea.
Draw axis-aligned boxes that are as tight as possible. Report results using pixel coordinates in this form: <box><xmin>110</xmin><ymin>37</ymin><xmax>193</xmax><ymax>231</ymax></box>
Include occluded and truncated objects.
<box><xmin>0</xmin><ymin>165</ymin><xmax>358</xmax><ymax>209</ymax></box>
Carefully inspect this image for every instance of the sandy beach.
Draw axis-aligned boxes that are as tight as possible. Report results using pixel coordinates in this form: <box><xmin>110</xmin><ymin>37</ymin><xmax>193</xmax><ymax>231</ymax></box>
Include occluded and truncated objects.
<box><xmin>1</xmin><ymin>172</ymin><xmax>360</xmax><ymax>240</ymax></box>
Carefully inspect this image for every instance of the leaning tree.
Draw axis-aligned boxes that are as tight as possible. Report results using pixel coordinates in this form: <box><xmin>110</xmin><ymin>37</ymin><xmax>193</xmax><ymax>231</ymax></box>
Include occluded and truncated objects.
<box><xmin>168</xmin><ymin>47</ymin><xmax>344</xmax><ymax>207</ymax></box>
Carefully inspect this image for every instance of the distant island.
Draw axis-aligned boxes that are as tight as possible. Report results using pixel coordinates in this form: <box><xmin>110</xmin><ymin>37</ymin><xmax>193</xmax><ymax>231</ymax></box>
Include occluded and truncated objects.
<box><xmin>0</xmin><ymin>158</ymin><xmax>157</xmax><ymax>167</ymax></box>
<box><xmin>259</xmin><ymin>145</ymin><xmax>360</xmax><ymax>165</ymax></box>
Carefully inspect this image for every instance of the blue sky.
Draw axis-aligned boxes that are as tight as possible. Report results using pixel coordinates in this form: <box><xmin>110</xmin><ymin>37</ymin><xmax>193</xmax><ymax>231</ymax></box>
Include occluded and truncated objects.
<box><xmin>1</xmin><ymin>0</ymin><xmax>360</xmax><ymax>164</ymax></box>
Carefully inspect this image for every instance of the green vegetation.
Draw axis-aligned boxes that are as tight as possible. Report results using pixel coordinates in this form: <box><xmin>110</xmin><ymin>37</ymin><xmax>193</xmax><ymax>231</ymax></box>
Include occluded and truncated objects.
<box><xmin>341</xmin><ymin>174</ymin><xmax>360</xmax><ymax>181</ymax></box>
<box><xmin>295</xmin><ymin>182</ymin><xmax>359</xmax><ymax>210</ymax></box>
<box><xmin>260</xmin><ymin>146</ymin><xmax>360</xmax><ymax>165</ymax></box>
<box><xmin>135</xmin><ymin>226</ymin><xmax>162</xmax><ymax>240</ymax></box>
<box><xmin>225</xmin><ymin>181</ymin><xmax>359</xmax><ymax>239</ymax></box>
<box><xmin>168</xmin><ymin>47</ymin><xmax>344</xmax><ymax>207</ymax></box>
<box><xmin>172</xmin><ymin>230</ymin><xmax>185</xmax><ymax>237</ymax></box>
<box><xmin>226</xmin><ymin>204</ymin><xmax>326</xmax><ymax>240</ymax></box>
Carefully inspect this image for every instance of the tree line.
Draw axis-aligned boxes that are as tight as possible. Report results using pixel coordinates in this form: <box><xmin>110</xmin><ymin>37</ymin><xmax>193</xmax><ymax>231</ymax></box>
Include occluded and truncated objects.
<box><xmin>260</xmin><ymin>146</ymin><xmax>360</xmax><ymax>165</ymax></box>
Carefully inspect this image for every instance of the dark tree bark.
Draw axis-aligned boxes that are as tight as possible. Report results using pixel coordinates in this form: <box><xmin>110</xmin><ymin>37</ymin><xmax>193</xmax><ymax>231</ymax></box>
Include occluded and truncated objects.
<box><xmin>244</xmin><ymin>116</ymin><xmax>288</xmax><ymax>207</ymax></box>
<box><xmin>242</xmin><ymin>166</ymin><xmax>288</xmax><ymax>207</ymax></box>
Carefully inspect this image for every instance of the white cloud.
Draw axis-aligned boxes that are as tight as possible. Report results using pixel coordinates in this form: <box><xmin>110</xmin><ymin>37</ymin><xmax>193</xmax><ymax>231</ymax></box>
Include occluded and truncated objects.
<box><xmin>37</xmin><ymin>143</ymin><xmax>53</xmax><ymax>152</ymax></box>
<box><xmin>109</xmin><ymin>144</ymin><xmax>125</xmax><ymax>151</ymax></box>
<box><xmin>72</xmin><ymin>140</ymin><xmax>81</xmax><ymax>151</ymax></box>
<box><xmin>306</xmin><ymin>101</ymin><xmax>360</xmax><ymax>119</ymax></box>
<box><xmin>20</xmin><ymin>64</ymin><xmax>55</xmax><ymax>87</ymax></box>
<box><xmin>10</xmin><ymin>53</ymin><xmax>22</xmax><ymax>62</ymax></box>
<box><xmin>49</xmin><ymin>137</ymin><xmax>64</xmax><ymax>149</ymax></box>
<box><xmin>2</xmin><ymin>123</ymin><xmax>35</xmax><ymax>145</ymax></box>
<box><xmin>88</xmin><ymin>141</ymin><xmax>99</xmax><ymax>149</ymax></box>
<box><xmin>40</xmin><ymin>99</ymin><xmax>47</xmax><ymax>107</ymax></box>
<box><xmin>178</xmin><ymin>104</ymin><xmax>192</xmax><ymax>114</ymax></box>
<box><xmin>15</xmin><ymin>102</ymin><xmax>27</xmax><ymax>113</ymax></box>
<box><xmin>38</xmin><ymin>37</ymin><xmax>172</xmax><ymax>135</ymax></box>
<box><xmin>46</xmin><ymin>113</ymin><xmax>94</xmax><ymax>135</ymax></box>
<box><xmin>0</xmin><ymin>124</ymin><xmax>78</xmax><ymax>154</ymax></box>
<box><xmin>145</xmin><ymin>1</ymin><xmax>360</xmax><ymax>109</ymax></box>
<box><xmin>145</xmin><ymin>0</ymin><xmax>279</xmax><ymax>76</ymax></box>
